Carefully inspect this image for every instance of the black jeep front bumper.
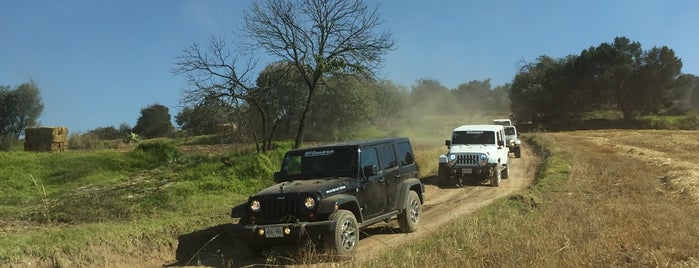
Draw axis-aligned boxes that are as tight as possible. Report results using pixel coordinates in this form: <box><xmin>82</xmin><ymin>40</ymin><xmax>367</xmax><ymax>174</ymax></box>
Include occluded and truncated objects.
<box><xmin>229</xmin><ymin>220</ymin><xmax>336</xmax><ymax>248</ymax></box>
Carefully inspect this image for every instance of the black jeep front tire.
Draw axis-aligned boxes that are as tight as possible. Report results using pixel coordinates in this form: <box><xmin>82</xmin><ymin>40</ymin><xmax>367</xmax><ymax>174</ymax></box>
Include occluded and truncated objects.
<box><xmin>514</xmin><ymin>147</ymin><xmax>521</xmax><ymax>158</ymax></box>
<box><xmin>324</xmin><ymin>210</ymin><xmax>358</xmax><ymax>257</ymax></box>
<box><xmin>398</xmin><ymin>190</ymin><xmax>421</xmax><ymax>233</ymax></box>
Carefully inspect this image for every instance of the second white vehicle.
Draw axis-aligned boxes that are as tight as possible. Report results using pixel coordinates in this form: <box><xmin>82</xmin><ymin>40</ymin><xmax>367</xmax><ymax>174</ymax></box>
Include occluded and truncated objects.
<box><xmin>438</xmin><ymin>125</ymin><xmax>510</xmax><ymax>187</ymax></box>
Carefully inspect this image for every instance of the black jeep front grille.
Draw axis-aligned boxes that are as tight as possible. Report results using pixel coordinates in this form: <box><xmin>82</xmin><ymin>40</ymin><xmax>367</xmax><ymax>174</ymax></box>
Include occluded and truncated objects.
<box><xmin>259</xmin><ymin>195</ymin><xmax>300</xmax><ymax>223</ymax></box>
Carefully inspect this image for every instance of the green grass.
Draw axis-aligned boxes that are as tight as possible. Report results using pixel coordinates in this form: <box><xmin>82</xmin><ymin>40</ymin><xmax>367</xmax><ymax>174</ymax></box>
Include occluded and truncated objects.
<box><xmin>0</xmin><ymin>140</ymin><xmax>292</xmax><ymax>264</ymax></box>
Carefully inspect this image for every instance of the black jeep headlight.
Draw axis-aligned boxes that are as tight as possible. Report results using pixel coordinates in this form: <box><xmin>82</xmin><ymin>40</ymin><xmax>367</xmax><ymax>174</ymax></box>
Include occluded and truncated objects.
<box><xmin>304</xmin><ymin>196</ymin><xmax>316</xmax><ymax>209</ymax></box>
<box><xmin>250</xmin><ymin>199</ymin><xmax>261</xmax><ymax>212</ymax></box>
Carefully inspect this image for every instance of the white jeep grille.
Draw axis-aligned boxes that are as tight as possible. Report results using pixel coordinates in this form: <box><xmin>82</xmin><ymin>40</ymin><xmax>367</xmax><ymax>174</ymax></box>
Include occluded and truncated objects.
<box><xmin>455</xmin><ymin>154</ymin><xmax>480</xmax><ymax>166</ymax></box>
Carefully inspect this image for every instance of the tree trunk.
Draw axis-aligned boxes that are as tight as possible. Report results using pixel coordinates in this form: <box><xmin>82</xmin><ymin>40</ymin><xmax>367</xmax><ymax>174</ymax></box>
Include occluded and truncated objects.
<box><xmin>294</xmin><ymin>87</ymin><xmax>316</xmax><ymax>149</ymax></box>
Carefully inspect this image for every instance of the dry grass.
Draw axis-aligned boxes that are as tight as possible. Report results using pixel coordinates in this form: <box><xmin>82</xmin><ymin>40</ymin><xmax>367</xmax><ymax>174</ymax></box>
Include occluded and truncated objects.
<box><xmin>356</xmin><ymin>131</ymin><xmax>699</xmax><ymax>267</ymax></box>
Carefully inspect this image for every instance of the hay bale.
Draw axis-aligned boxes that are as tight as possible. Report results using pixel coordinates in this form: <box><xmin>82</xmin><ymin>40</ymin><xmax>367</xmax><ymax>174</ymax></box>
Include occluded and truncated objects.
<box><xmin>24</xmin><ymin>127</ymin><xmax>69</xmax><ymax>152</ymax></box>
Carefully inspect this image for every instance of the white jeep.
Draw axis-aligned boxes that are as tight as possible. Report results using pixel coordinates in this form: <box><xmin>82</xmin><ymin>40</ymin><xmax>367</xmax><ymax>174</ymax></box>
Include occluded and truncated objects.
<box><xmin>504</xmin><ymin>125</ymin><xmax>521</xmax><ymax>158</ymax></box>
<box><xmin>438</xmin><ymin>125</ymin><xmax>509</xmax><ymax>187</ymax></box>
<box><xmin>493</xmin><ymin>118</ymin><xmax>512</xmax><ymax>126</ymax></box>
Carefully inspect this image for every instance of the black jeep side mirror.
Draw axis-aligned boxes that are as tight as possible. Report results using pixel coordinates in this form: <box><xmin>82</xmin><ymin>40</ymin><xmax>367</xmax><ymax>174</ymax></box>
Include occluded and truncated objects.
<box><xmin>363</xmin><ymin>164</ymin><xmax>378</xmax><ymax>176</ymax></box>
<box><xmin>445</xmin><ymin>140</ymin><xmax>451</xmax><ymax>147</ymax></box>
<box><xmin>498</xmin><ymin>140</ymin><xmax>505</xmax><ymax>147</ymax></box>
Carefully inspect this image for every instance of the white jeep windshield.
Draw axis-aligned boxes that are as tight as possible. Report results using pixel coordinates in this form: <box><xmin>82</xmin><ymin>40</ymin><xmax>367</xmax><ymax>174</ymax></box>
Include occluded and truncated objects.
<box><xmin>452</xmin><ymin>131</ymin><xmax>495</xmax><ymax>145</ymax></box>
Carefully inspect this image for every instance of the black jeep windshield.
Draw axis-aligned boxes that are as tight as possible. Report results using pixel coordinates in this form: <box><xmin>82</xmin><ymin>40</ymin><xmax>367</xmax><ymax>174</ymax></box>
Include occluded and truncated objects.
<box><xmin>452</xmin><ymin>131</ymin><xmax>495</xmax><ymax>145</ymax></box>
<box><xmin>281</xmin><ymin>148</ymin><xmax>357</xmax><ymax>179</ymax></box>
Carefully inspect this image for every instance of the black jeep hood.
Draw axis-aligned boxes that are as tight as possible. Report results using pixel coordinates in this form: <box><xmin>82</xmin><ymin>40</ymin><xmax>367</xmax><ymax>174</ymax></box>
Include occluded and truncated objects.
<box><xmin>253</xmin><ymin>177</ymin><xmax>358</xmax><ymax>198</ymax></box>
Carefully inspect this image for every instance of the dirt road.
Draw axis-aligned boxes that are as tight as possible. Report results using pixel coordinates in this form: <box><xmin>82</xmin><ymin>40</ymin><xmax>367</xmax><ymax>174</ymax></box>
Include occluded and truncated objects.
<box><xmin>351</xmin><ymin>144</ymin><xmax>540</xmax><ymax>261</ymax></box>
<box><xmin>169</xmin><ymin>144</ymin><xmax>540</xmax><ymax>267</ymax></box>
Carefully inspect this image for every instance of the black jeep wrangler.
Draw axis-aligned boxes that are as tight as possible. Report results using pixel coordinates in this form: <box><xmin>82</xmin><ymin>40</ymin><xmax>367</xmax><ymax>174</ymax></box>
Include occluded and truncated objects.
<box><xmin>229</xmin><ymin>137</ymin><xmax>423</xmax><ymax>258</ymax></box>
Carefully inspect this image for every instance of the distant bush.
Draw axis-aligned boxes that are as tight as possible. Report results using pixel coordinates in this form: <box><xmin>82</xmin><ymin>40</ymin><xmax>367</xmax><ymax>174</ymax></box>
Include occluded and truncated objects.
<box><xmin>129</xmin><ymin>140</ymin><xmax>181</xmax><ymax>166</ymax></box>
<box><xmin>227</xmin><ymin>141</ymin><xmax>291</xmax><ymax>180</ymax></box>
<box><xmin>677</xmin><ymin>114</ymin><xmax>699</xmax><ymax>130</ymax></box>
<box><xmin>68</xmin><ymin>132</ymin><xmax>130</xmax><ymax>150</ymax></box>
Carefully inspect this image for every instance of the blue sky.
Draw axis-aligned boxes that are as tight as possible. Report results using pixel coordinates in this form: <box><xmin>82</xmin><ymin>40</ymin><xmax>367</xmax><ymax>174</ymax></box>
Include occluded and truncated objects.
<box><xmin>2</xmin><ymin>0</ymin><xmax>698</xmax><ymax>133</ymax></box>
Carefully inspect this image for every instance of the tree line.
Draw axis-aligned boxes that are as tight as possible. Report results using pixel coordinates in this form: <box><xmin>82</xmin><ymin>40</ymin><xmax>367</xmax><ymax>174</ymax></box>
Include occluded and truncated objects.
<box><xmin>510</xmin><ymin>36</ymin><xmax>695</xmax><ymax>125</ymax></box>
<box><xmin>173</xmin><ymin>59</ymin><xmax>510</xmax><ymax>152</ymax></box>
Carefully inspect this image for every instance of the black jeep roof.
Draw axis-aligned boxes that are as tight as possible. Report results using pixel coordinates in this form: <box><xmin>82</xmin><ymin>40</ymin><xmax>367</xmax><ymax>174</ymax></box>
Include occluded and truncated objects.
<box><xmin>287</xmin><ymin>137</ymin><xmax>411</xmax><ymax>154</ymax></box>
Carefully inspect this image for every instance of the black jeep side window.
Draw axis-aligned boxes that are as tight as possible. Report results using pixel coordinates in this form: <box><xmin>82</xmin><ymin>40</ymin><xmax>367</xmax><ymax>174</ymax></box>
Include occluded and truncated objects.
<box><xmin>378</xmin><ymin>144</ymin><xmax>397</xmax><ymax>169</ymax></box>
<box><xmin>396</xmin><ymin>142</ymin><xmax>414</xmax><ymax>166</ymax></box>
<box><xmin>360</xmin><ymin>148</ymin><xmax>379</xmax><ymax>176</ymax></box>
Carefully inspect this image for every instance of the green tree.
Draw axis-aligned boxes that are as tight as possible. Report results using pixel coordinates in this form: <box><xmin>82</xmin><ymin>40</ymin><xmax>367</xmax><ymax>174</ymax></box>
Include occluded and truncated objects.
<box><xmin>630</xmin><ymin>46</ymin><xmax>683</xmax><ymax>115</ymax></box>
<box><xmin>510</xmin><ymin>56</ymin><xmax>564</xmax><ymax>124</ymax></box>
<box><xmin>176</xmin><ymin>93</ymin><xmax>234</xmax><ymax>136</ymax></box>
<box><xmin>133</xmin><ymin>104</ymin><xmax>174</xmax><ymax>139</ymax></box>
<box><xmin>409</xmin><ymin>79</ymin><xmax>452</xmax><ymax>116</ymax></box>
<box><xmin>244</xmin><ymin>0</ymin><xmax>395</xmax><ymax>148</ymax></box>
<box><xmin>306</xmin><ymin>75</ymin><xmax>377</xmax><ymax>141</ymax></box>
<box><xmin>491</xmin><ymin>83</ymin><xmax>511</xmax><ymax>113</ymax></box>
<box><xmin>672</xmin><ymin>74</ymin><xmax>699</xmax><ymax>112</ymax></box>
<box><xmin>251</xmin><ymin>62</ymin><xmax>308</xmax><ymax>150</ymax></box>
<box><xmin>372</xmin><ymin>80</ymin><xmax>409</xmax><ymax>126</ymax></box>
<box><xmin>511</xmin><ymin>36</ymin><xmax>684</xmax><ymax>124</ymax></box>
<box><xmin>0</xmin><ymin>81</ymin><xmax>44</xmax><ymax>147</ymax></box>
<box><xmin>597</xmin><ymin>37</ymin><xmax>644</xmax><ymax>119</ymax></box>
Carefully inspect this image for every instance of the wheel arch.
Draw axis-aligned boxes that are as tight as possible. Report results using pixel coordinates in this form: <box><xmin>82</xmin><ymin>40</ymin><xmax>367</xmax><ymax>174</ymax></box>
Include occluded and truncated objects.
<box><xmin>397</xmin><ymin>178</ymin><xmax>424</xmax><ymax>208</ymax></box>
<box><xmin>317</xmin><ymin>194</ymin><xmax>362</xmax><ymax>222</ymax></box>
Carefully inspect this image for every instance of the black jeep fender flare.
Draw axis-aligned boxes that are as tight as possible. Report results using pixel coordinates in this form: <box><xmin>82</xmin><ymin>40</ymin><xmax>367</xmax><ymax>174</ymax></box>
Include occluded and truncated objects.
<box><xmin>230</xmin><ymin>203</ymin><xmax>247</xmax><ymax>218</ymax></box>
<box><xmin>396</xmin><ymin>178</ymin><xmax>424</xmax><ymax>210</ymax></box>
<box><xmin>316</xmin><ymin>194</ymin><xmax>361</xmax><ymax>220</ymax></box>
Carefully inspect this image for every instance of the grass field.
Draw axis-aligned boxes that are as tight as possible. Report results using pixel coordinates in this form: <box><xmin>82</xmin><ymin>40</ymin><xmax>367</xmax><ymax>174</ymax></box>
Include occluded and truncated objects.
<box><xmin>5</xmin><ymin>115</ymin><xmax>697</xmax><ymax>267</ymax></box>
<box><xmin>355</xmin><ymin>131</ymin><xmax>699</xmax><ymax>267</ymax></box>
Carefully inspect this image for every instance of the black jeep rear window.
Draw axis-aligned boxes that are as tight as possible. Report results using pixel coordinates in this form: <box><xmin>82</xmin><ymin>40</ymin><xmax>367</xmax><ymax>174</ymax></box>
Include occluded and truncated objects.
<box><xmin>281</xmin><ymin>148</ymin><xmax>357</xmax><ymax>179</ymax></box>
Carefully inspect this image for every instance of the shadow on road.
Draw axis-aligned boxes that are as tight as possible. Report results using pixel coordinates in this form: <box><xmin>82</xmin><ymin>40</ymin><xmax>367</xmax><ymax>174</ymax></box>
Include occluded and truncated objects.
<box><xmin>168</xmin><ymin>224</ymin><xmax>259</xmax><ymax>268</ymax></box>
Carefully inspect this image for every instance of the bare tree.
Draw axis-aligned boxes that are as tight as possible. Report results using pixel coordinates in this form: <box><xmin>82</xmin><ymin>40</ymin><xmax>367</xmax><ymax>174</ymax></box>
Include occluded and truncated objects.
<box><xmin>243</xmin><ymin>0</ymin><xmax>395</xmax><ymax>148</ymax></box>
<box><xmin>173</xmin><ymin>37</ymin><xmax>273</xmax><ymax>151</ymax></box>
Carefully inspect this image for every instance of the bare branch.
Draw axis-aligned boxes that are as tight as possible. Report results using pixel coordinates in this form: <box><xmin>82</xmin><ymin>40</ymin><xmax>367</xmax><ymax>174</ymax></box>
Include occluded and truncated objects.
<box><xmin>173</xmin><ymin>36</ymin><xmax>257</xmax><ymax>108</ymax></box>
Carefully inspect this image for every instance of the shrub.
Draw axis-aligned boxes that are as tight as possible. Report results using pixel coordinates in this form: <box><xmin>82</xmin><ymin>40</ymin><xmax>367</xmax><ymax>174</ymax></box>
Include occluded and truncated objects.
<box><xmin>129</xmin><ymin>141</ymin><xmax>181</xmax><ymax>167</ymax></box>
<box><xmin>677</xmin><ymin>114</ymin><xmax>699</xmax><ymax>130</ymax></box>
<box><xmin>0</xmin><ymin>134</ymin><xmax>16</xmax><ymax>151</ymax></box>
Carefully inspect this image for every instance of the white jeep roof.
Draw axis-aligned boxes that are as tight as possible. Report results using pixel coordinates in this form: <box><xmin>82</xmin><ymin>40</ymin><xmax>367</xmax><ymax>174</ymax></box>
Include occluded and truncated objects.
<box><xmin>453</xmin><ymin>124</ymin><xmax>504</xmax><ymax>132</ymax></box>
